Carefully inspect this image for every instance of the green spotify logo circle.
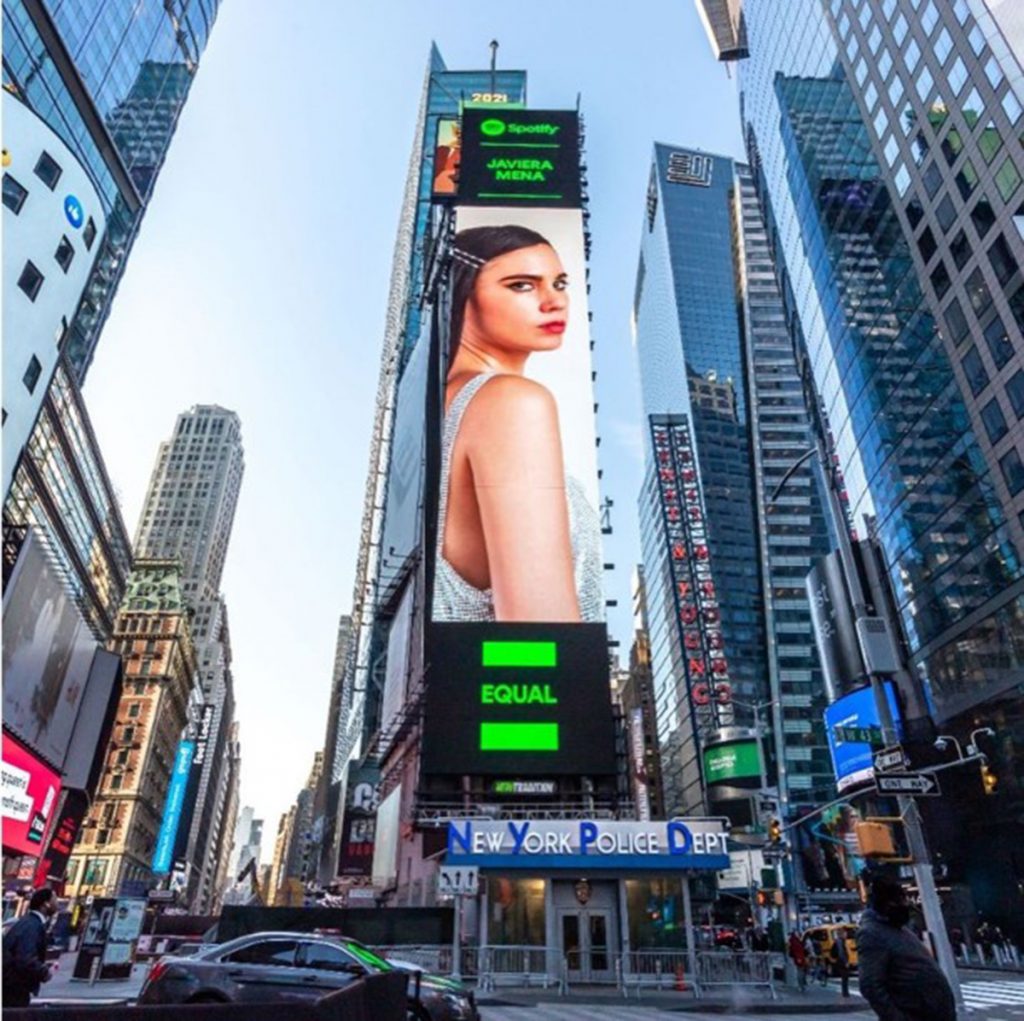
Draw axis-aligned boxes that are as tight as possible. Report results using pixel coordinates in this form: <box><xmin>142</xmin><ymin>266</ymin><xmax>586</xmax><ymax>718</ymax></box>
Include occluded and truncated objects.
<box><xmin>480</xmin><ymin>118</ymin><xmax>506</xmax><ymax>137</ymax></box>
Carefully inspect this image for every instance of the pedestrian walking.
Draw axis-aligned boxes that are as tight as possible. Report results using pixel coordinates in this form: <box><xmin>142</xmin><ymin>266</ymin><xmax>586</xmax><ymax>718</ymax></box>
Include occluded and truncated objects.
<box><xmin>2</xmin><ymin>887</ymin><xmax>57</xmax><ymax>1007</ymax></box>
<box><xmin>857</xmin><ymin>875</ymin><xmax>956</xmax><ymax>1021</ymax></box>
<box><xmin>789</xmin><ymin>930</ymin><xmax>808</xmax><ymax>991</ymax></box>
<box><xmin>830</xmin><ymin>928</ymin><xmax>851</xmax><ymax>997</ymax></box>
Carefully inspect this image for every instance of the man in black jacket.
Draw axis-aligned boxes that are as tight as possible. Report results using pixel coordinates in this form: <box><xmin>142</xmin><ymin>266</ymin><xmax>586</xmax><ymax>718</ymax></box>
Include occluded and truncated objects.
<box><xmin>857</xmin><ymin>876</ymin><xmax>956</xmax><ymax>1021</ymax></box>
<box><xmin>2</xmin><ymin>887</ymin><xmax>57</xmax><ymax>1007</ymax></box>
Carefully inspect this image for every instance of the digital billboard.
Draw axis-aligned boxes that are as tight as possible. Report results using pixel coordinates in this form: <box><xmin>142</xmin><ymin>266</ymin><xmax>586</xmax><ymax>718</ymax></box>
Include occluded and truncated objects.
<box><xmin>2</xmin><ymin>732</ymin><xmax>62</xmax><ymax>857</ymax></box>
<box><xmin>702</xmin><ymin>739</ymin><xmax>762</xmax><ymax>786</ymax></box>
<box><xmin>2</xmin><ymin>528</ymin><xmax>97</xmax><ymax>768</ymax></box>
<box><xmin>35</xmin><ymin>788</ymin><xmax>89</xmax><ymax>885</ymax></box>
<box><xmin>421</xmin><ymin>624</ymin><xmax>616</xmax><ymax>776</ymax></box>
<box><xmin>432</xmin><ymin>117</ymin><xmax>461</xmax><ymax>197</ymax></box>
<box><xmin>152</xmin><ymin>740</ymin><xmax>195</xmax><ymax>874</ymax></box>
<box><xmin>422</xmin><ymin>109</ymin><xmax>614</xmax><ymax>779</ymax></box>
<box><xmin>456</xmin><ymin>109</ymin><xmax>582</xmax><ymax>207</ymax></box>
<box><xmin>823</xmin><ymin>682</ymin><xmax>903</xmax><ymax>792</ymax></box>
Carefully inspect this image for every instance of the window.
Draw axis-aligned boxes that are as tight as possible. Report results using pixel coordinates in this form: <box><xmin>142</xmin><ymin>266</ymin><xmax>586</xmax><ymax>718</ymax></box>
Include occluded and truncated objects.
<box><xmin>981</xmin><ymin>399</ymin><xmax>1007</xmax><ymax>443</ymax></box>
<box><xmin>931</xmin><ymin>261</ymin><xmax>951</xmax><ymax>298</ymax></box>
<box><xmin>945</xmin><ymin>297</ymin><xmax>970</xmax><ymax>344</ymax></box>
<box><xmin>110</xmin><ymin>773</ymin><xmax>122</xmax><ymax>790</ymax></box>
<box><xmin>18</xmin><ymin>260</ymin><xmax>43</xmax><ymax>301</ymax></box>
<box><xmin>905</xmin><ymin>39</ymin><xmax>920</xmax><ymax>73</ymax></box>
<box><xmin>984</xmin><ymin>56</ymin><xmax>1004</xmax><ymax>90</ymax></box>
<box><xmin>941</xmin><ymin>128</ymin><xmax>963</xmax><ymax>165</ymax></box>
<box><xmin>956</xmin><ymin>159</ymin><xmax>979</xmax><ymax>199</ymax></box>
<box><xmin>971</xmin><ymin>195</ymin><xmax>996</xmax><ymax>237</ymax></box>
<box><xmin>983</xmin><ymin>315</ymin><xmax>1015</xmax><ymax>368</ymax></box>
<box><xmin>1003</xmin><ymin>90</ymin><xmax>1023</xmax><ymax>125</ymax></box>
<box><xmin>122</xmin><ymin>726</ymin><xmax>135</xmax><ymax>743</ymax></box>
<box><xmin>967</xmin><ymin>24</ymin><xmax>985</xmax><ymax>56</ymax></box>
<box><xmin>1007</xmin><ymin>370</ymin><xmax>1024</xmax><ymax>418</ymax></box>
<box><xmin>1011</xmin><ymin>283</ymin><xmax>1024</xmax><ymax>332</ymax></box>
<box><xmin>923</xmin><ymin>162</ymin><xmax>943</xmax><ymax>198</ymax></box>
<box><xmin>23</xmin><ymin>356</ymin><xmax>42</xmax><ymax>395</ymax></box>
<box><xmin>945</xmin><ymin>231</ymin><xmax>971</xmax><ymax>272</ymax></box>
<box><xmin>874</xmin><ymin>107</ymin><xmax>888</xmax><ymax>138</ymax></box>
<box><xmin>979</xmin><ymin>122</ymin><xmax>1003</xmax><ymax>164</ymax></box>
<box><xmin>127</xmin><ymin>702</ymin><xmax>141</xmax><ymax>718</ymax></box>
<box><xmin>878</xmin><ymin>48</ymin><xmax>893</xmax><ymax>80</ymax></box>
<box><xmin>921</xmin><ymin>0</ymin><xmax>938</xmax><ymax>34</ymax></box>
<box><xmin>964</xmin><ymin>88</ymin><xmax>984</xmax><ymax>127</ymax></box>
<box><xmin>948</xmin><ymin>57</ymin><xmax>968</xmax><ymax>96</ymax></box>
<box><xmin>966</xmin><ymin>267</ymin><xmax>993</xmax><ymax>315</ymax></box>
<box><xmin>934</xmin><ymin>29</ymin><xmax>952</xmax><ymax>65</ymax></box>
<box><xmin>33</xmin><ymin>151</ymin><xmax>62</xmax><ymax>190</ymax></box>
<box><xmin>864</xmin><ymin>81</ymin><xmax>878</xmax><ymax>111</ymax></box>
<box><xmin>55</xmin><ymin>235</ymin><xmax>74</xmax><ymax>273</ymax></box>
<box><xmin>223</xmin><ymin>940</ymin><xmax>299</xmax><ymax>967</ymax></box>
<box><xmin>855</xmin><ymin>58</ymin><xmax>868</xmax><ymax>86</ymax></box>
<box><xmin>988</xmin><ymin>234</ymin><xmax>1019</xmax><ymax>285</ymax></box>
<box><xmin>869</xmin><ymin>25</ymin><xmax>882</xmax><ymax>53</ymax></box>
<box><xmin>894</xmin><ymin>164</ymin><xmax>911</xmax><ymax>196</ymax></box>
<box><xmin>299</xmin><ymin>942</ymin><xmax>361</xmax><ymax>973</ymax></box>
<box><xmin>3</xmin><ymin>173</ymin><xmax>27</xmax><ymax>213</ymax></box>
<box><xmin>962</xmin><ymin>345</ymin><xmax>989</xmax><ymax>395</ymax></box>
<box><xmin>884</xmin><ymin>135</ymin><xmax>899</xmax><ymax>167</ymax></box>
<box><xmin>1000</xmin><ymin>448</ymin><xmax>1024</xmax><ymax>495</ymax></box>
<box><xmin>893</xmin><ymin>13</ymin><xmax>907</xmax><ymax>44</ymax></box>
<box><xmin>995</xmin><ymin>159</ymin><xmax>1021</xmax><ymax>202</ymax></box>
<box><xmin>918</xmin><ymin>227</ymin><xmax>937</xmax><ymax>263</ymax></box>
<box><xmin>83</xmin><ymin>217</ymin><xmax>96</xmax><ymax>250</ymax></box>
<box><xmin>936</xmin><ymin>194</ymin><xmax>957</xmax><ymax>232</ymax></box>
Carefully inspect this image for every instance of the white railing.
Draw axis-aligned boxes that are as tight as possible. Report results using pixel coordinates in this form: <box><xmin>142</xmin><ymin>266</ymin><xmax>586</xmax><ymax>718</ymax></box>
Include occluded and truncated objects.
<box><xmin>476</xmin><ymin>945</ymin><xmax>567</xmax><ymax>993</ymax></box>
<box><xmin>617</xmin><ymin>948</ymin><xmax>698</xmax><ymax>997</ymax></box>
<box><xmin>695</xmin><ymin>951</ymin><xmax>776</xmax><ymax>998</ymax></box>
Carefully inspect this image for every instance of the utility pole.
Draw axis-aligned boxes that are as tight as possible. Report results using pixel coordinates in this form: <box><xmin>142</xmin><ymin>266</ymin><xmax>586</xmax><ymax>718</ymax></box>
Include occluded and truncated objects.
<box><xmin>811</xmin><ymin>442</ymin><xmax>966</xmax><ymax>1020</ymax></box>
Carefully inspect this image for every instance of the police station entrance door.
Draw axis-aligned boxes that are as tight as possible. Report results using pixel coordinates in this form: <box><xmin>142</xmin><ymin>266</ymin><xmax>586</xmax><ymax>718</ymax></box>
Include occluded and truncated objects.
<box><xmin>559</xmin><ymin>908</ymin><xmax>615</xmax><ymax>982</ymax></box>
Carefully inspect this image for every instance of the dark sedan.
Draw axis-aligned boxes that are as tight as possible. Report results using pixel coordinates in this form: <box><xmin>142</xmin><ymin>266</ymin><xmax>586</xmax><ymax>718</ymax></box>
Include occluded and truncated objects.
<box><xmin>137</xmin><ymin>931</ymin><xmax>478</xmax><ymax>1021</ymax></box>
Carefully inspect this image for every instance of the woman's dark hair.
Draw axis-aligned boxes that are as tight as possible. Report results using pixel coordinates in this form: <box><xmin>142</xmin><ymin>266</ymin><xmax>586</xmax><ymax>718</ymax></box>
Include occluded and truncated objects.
<box><xmin>448</xmin><ymin>224</ymin><xmax>553</xmax><ymax>365</ymax></box>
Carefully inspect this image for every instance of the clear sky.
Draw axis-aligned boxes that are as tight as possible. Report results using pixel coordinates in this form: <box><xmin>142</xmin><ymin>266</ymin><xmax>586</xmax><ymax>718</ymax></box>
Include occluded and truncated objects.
<box><xmin>84</xmin><ymin>0</ymin><xmax>745</xmax><ymax>840</ymax></box>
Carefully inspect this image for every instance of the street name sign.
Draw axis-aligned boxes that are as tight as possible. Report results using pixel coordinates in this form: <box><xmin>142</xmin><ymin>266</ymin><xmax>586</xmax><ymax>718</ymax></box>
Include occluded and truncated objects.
<box><xmin>873</xmin><ymin>746</ymin><xmax>907</xmax><ymax>773</ymax></box>
<box><xmin>875</xmin><ymin>772</ymin><xmax>940</xmax><ymax>797</ymax></box>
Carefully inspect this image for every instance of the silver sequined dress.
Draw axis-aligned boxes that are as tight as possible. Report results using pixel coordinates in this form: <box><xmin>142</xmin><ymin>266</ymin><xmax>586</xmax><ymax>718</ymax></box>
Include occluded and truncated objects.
<box><xmin>433</xmin><ymin>372</ymin><xmax>604</xmax><ymax>622</ymax></box>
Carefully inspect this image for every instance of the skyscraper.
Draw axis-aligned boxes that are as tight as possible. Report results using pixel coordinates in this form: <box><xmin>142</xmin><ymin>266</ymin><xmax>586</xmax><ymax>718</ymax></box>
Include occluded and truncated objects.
<box><xmin>3</xmin><ymin>0</ymin><xmax>220</xmax><ymax>380</ymax></box>
<box><xmin>134</xmin><ymin>405</ymin><xmax>244</xmax><ymax>910</ymax></box>
<box><xmin>702</xmin><ymin>0</ymin><xmax>1024</xmax><ymax>937</ymax></box>
<box><xmin>634</xmin><ymin>145</ymin><xmax>834</xmax><ymax>825</ymax></box>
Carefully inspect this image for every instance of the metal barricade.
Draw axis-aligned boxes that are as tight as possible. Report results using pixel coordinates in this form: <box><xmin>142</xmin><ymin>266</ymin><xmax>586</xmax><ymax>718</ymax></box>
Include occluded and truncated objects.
<box><xmin>477</xmin><ymin>945</ymin><xmax>566</xmax><ymax>993</ymax></box>
<box><xmin>617</xmin><ymin>948</ymin><xmax>699</xmax><ymax>998</ymax></box>
<box><xmin>695</xmin><ymin>950</ymin><xmax>776</xmax><ymax>999</ymax></box>
<box><xmin>376</xmin><ymin>945</ymin><xmax>450</xmax><ymax>973</ymax></box>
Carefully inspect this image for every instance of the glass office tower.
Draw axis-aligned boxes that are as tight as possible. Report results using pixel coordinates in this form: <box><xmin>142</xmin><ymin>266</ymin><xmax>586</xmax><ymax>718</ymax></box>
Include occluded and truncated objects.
<box><xmin>3</xmin><ymin>0</ymin><xmax>220</xmax><ymax>379</ymax></box>
<box><xmin>705</xmin><ymin>0</ymin><xmax>1024</xmax><ymax>935</ymax></box>
<box><xmin>634</xmin><ymin>145</ymin><xmax>833</xmax><ymax>821</ymax></box>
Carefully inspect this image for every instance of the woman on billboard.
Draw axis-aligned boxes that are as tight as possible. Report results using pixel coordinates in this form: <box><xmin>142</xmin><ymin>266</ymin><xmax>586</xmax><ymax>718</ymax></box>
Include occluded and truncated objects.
<box><xmin>434</xmin><ymin>224</ymin><xmax>602</xmax><ymax>623</ymax></box>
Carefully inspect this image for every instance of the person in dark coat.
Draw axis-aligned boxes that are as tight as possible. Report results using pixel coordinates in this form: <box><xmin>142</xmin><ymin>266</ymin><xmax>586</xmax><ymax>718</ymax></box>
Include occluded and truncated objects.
<box><xmin>857</xmin><ymin>876</ymin><xmax>956</xmax><ymax>1021</ymax></box>
<box><xmin>2</xmin><ymin>887</ymin><xmax>57</xmax><ymax>1007</ymax></box>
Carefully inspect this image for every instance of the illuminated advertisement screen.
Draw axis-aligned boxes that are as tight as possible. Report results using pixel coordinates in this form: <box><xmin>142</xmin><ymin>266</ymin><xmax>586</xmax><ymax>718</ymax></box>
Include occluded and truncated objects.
<box><xmin>152</xmin><ymin>740</ymin><xmax>194</xmax><ymax>874</ymax></box>
<box><xmin>2</xmin><ymin>732</ymin><xmax>62</xmax><ymax>857</ymax></box>
<box><xmin>456</xmin><ymin>108</ymin><xmax>581</xmax><ymax>207</ymax></box>
<box><xmin>432</xmin><ymin>117</ymin><xmax>461</xmax><ymax>197</ymax></box>
<box><xmin>421</xmin><ymin>624</ymin><xmax>616</xmax><ymax>776</ymax></box>
<box><xmin>422</xmin><ymin>127</ymin><xmax>614</xmax><ymax>776</ymax></box>
<box><xmin>703</xmin><ymin>740</ymin><xmax>762</xmax><ymax>785</ymax></box>
<box><xmin>824</xmin><ymin>682</ymin><xmax>903</xmax><ymax>792</ymax></box>
<box><xmin>2</xmin><ymin>528</ymin><xmax>96</xmax><ymax>768</ymax></box>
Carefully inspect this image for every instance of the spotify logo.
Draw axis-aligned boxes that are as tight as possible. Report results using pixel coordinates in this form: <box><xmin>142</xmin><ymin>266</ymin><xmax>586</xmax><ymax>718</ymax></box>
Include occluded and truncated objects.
<box><xmin>480</xmin><ymin>118</ymin><xmax>507</xmax><ymax>137</ymax></box>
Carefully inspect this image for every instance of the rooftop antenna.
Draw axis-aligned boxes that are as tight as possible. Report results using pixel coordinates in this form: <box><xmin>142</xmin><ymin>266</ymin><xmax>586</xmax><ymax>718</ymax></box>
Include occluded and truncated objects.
<box><xmin>489</xmin><ymin>39</ymin><xmax>498</xmax><ymax>96</ymax></box>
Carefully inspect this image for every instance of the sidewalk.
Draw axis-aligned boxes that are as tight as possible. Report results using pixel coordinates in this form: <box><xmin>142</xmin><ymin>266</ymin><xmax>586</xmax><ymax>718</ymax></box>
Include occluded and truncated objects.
<box><xmin>34</xmin><ymin>954</ymin><xmax>149</xmax><ymax>1005</ymax></box>
<box><xmin>476</xmin><ymin>982</ymin><xmax>868</xmax><ymax>1014</ymax></box>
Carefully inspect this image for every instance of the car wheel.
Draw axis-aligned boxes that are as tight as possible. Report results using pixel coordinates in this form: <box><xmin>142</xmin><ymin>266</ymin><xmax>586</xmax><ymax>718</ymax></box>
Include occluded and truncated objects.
<box><xmin>188</xmin><ymin>992</ymin><xmax>230</xmax><ymax>1004</ymax></box>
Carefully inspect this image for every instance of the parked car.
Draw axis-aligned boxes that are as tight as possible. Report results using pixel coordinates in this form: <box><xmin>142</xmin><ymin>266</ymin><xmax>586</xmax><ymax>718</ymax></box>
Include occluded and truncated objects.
<box><xmin>803</xmin><ymin>923</ymin><xmax>859</xmax><ymax>973</ymax></box>
<box><xmin>137</xmin><ymin>931</ymin><xmax>478</xmax><ymax>1020</ymax></box>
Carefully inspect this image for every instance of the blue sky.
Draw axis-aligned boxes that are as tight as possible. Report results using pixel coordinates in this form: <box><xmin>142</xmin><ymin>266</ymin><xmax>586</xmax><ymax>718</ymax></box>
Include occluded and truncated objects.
<box><xmin>84</xmin><ymin>1</ymin><xmax>745</xmax><ymax>836</ymax></box>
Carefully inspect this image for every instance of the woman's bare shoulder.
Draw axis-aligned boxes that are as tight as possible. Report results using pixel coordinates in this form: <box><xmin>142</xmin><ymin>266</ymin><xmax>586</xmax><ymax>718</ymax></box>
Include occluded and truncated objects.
<box><xmin>460</xmin><ymin>376</ymin><xmax>561</xmax><ymax>466</ymax></box>
<box><xmin>468</xmin><ymin>374</ymin><xmax>556</xmax><ymax>417</ymax></box>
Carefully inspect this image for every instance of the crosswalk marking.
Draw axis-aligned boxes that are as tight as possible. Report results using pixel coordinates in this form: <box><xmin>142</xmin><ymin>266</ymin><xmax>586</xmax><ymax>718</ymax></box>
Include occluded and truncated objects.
<box><xmin>960</xmin><ymin>981</ymin><xmax>1024</xmax><ymax>1009</ymax></box>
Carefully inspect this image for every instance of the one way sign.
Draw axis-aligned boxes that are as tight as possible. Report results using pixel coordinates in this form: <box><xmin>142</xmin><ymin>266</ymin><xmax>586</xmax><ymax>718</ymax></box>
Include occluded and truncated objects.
<box><xmin>873</xmin><ymin>746</ymin><xmax>906</xmax><ymax>773</ymax></box>
<box><xmin>875</xmin><ymin>772</ymin><xmax>941</xmax><ymax>797</ymax></box>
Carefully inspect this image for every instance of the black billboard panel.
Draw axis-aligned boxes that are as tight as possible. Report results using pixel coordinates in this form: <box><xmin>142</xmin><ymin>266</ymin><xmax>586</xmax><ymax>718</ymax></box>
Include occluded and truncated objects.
<box><xmin>457</xmin><ymin>109</ymin><xmax>581</xmax><ymax>208</ymax></box>
<box><xmin>421</xmin><ymin>622</ymin><xmax>616</xmax><ymax>776</ymax></box>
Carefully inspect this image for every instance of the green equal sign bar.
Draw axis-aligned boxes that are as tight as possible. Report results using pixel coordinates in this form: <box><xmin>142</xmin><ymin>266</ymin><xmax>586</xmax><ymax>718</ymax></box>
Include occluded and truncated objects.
<box><xmin>481</xmin><ymin>640</ymin><xmax>557</xmax><ymax>668</ymax></box>
<box><xmin>480</xmin><ymin>722</ymin><xmax>560</xmax><ymax>752</ymax></box>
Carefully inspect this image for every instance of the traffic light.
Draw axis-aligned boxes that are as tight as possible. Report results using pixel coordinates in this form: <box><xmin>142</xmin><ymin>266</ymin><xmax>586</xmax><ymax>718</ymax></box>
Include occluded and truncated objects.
<box><xmin>768</xmin><ymin>818</ymin><xmax>783</xmax><ymax>844</ymax></box>
<box><xmin>981</xmin><ymin>764</ymin><xmax>998</xmax><ymax>795</ymax></box>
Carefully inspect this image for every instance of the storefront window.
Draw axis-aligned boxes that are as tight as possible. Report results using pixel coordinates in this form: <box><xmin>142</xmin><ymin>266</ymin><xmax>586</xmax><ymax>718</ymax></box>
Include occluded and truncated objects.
<box><xmin>486</xmin><ymin>878</ymin><xmax>545</xmax><ymax>946</ymax></box>
<box><xmin>625</xmin><ymin>878</ymin><xmax>687</xmax><ymax>948</ymax></box>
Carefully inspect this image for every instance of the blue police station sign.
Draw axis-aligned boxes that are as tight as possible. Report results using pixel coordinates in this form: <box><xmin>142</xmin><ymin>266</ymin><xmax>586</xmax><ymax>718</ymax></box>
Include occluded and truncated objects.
<box><xmin>447</xmin><ymin>818</ymin><xmax>730</xmax><ymax>871</ymax></box>
<box><xmin>152</xmin><ymin>740</ymin><xmax>195</xmax><ymax>874</ymax></box>
<box><xmin>824</xmin><ymin>682</ymin><xmax>903</xmax><ymax>793</ymax></box>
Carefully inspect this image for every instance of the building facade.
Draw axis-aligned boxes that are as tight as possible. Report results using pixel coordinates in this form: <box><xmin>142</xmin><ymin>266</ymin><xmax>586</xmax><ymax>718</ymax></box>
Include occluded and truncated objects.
<box><xmin>634</xmin><ymin>145</ymin><xmax>834</xmax><ymax>826</ymax></box>
<box><xmin>133</xmin><ymin>405</ymin><xmax>244</xmax><ymax>911</ymax></box>
<box><xmin>705</xmin><ymin>0</ymin><xmax>1024</xmax><ymax>934</ymax></box>
<box><xmin>2</xmin><ymin>0</ymin><xmax>220</xmax><ymax>381</ymax></box>
<box><xmin>67</xmin><ymin>561</ymin><xmax>196</xmax><ymax>899</ymax></box>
